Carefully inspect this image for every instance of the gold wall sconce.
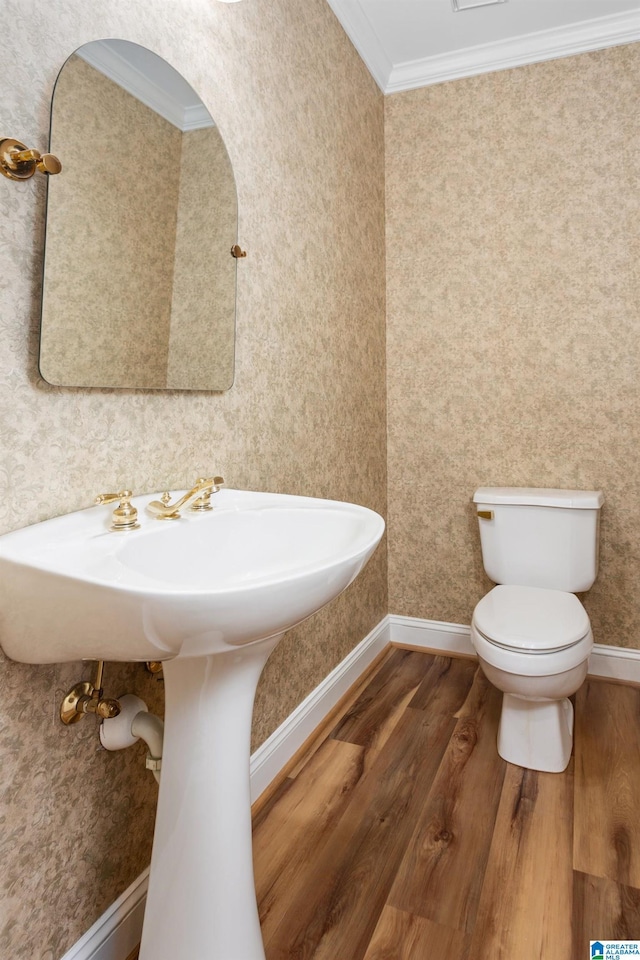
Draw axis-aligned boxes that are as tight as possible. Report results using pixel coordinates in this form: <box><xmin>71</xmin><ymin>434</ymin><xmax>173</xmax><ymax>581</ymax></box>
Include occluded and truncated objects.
<box><xmin>0</xmin><ymin>138</ymin><xmax>62</xmax><ymax>181</ymax></box>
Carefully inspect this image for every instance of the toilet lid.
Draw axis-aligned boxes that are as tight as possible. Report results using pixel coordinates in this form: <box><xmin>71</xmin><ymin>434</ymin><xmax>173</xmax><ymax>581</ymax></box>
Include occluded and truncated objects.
<box><xmin>473</xmin><ymin>585</ymin><xmax>590</xmax><ymax>653</ymax></box>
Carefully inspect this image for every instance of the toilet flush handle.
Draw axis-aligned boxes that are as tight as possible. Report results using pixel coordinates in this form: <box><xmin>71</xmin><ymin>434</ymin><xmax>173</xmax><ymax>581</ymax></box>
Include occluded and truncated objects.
<box><xmin>477</xmin><ymin>510</ymin><xmax>494</xmax><ymax>521</ymax></box>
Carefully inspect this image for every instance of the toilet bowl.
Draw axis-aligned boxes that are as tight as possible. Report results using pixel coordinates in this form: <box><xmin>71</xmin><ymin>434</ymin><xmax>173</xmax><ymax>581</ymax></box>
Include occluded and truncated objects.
<box><xmin>471</xmin><ymin>487</ymin><xmax>603</xmax><ymax>774</ymax></box>
<box><xmin>470</xmin><ymin>584</ymin><xmax>593</xmax><ymax>772</ymax></box>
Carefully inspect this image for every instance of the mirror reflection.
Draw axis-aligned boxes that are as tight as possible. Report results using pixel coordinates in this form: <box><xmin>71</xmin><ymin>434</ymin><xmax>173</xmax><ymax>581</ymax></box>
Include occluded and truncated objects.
<box><xmin>40</xmin><ymin>39</ymin><xmax>237</xmax><ymax>391</ymax></box>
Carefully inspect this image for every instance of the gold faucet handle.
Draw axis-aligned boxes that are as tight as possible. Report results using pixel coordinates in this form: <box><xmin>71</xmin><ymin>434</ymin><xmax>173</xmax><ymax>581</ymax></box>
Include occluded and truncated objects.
<box><xmin>192</xmin><ymin>476</ymin><xmax>224</xmax><ymax>489</ymax></box>
<box><xmin>95</xmin><ymin>489</ymin><xmax>133</xmax><ymax>505</ymax></box>
<box><xmin>147</xmin><ymin>477</ymin><xmax>225</xmax><ymax>519</ymax></box>
<box><xmin>190</xmin><ymin>476</ymin><xmax>224</xmax><ymax>512</ymax></box>
<box><xmin>95</xmin><ymin>490</ymin><xmax>139</xmax><ymax>531</ymax></box>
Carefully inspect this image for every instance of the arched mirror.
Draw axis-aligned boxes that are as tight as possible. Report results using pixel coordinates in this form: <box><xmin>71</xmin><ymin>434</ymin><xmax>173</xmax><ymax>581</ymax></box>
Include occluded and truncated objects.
<box><xmin>40</xmin><ymin>39</ymin><xmax>237</xmax><ymax>391</ymax></box>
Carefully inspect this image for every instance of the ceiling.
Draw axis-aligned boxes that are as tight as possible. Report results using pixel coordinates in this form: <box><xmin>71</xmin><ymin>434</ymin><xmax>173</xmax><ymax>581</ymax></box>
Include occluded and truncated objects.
<box><xmin>326</xmin><ymin>0</ymin><xmax>640</xmax><ymax>93</ymax></box>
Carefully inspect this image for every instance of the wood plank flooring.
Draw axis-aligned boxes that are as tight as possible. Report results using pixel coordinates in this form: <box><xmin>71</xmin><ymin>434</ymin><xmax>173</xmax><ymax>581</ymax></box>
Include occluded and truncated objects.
<box><xmin>129</xmin><ymin>648</ymin><xmax>640</xmax><ymax>959</ymax></box>
<box><xmin>256</xmin><ymin>649</ymin><xmax>640</xmax><ymax>960</ymax></box>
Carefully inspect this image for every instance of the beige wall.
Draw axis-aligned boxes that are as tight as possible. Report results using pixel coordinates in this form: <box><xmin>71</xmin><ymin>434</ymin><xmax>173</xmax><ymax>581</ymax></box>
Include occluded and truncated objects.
<box><xmin>0</xmin><ymin>0</ymin><xmax>386</xmax><ymax>955</ymax></box>
<box><xmin>386</xmin><ymin>44</ymin><xmax>640</xmax><ymax>647</ymax></box>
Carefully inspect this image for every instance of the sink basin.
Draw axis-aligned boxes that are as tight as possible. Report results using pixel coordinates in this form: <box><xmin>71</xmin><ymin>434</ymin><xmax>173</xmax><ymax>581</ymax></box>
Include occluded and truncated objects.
<box><xmin>0</xmin><ymin>488</ymin><xmax>384</xmax><ymax>960</ymax></box>
<box><xmin>0</xmin><ymin>488</ymin><xmax>384</xmax><ymax>662</ymax></box>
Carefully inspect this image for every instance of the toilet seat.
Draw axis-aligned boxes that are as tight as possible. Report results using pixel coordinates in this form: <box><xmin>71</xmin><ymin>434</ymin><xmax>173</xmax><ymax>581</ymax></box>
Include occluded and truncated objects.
<box><xmin>473</xmin><ymin>584</ymin><xmax>590</xmax><ymax>654</ymax></box>
<box><xmin>470</xmin><ymin>585</ymin><xmax>593</xmax><ymax>678</ymax></box>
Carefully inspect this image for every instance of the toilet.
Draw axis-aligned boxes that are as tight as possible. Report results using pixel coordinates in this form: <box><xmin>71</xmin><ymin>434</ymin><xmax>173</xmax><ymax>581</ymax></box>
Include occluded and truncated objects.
<box><xmin>470</xmin><ymin>487</ymin><xmax>604</xmax><ymax>773</ymax></box>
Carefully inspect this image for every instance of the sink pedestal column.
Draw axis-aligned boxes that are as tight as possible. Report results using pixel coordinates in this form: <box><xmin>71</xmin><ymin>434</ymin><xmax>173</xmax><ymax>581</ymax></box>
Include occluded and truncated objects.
<box><xmin>139</xmin><ymin>635</ymin><xmax>282</xmax><ymax>960</ymax></box>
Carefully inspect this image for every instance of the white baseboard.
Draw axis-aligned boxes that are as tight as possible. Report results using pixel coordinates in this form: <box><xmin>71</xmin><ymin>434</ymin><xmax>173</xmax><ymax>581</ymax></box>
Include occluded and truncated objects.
<box><xmin>588</xmin><ymin>642</ymin><xmax>640</xmax><ymax>684</ymax></box>
<box><xmin>389</xmin><ymin>614</ymin><xmax>475</xmax><ymax>657</ymax></box>
<box><xmin>62</xmin><ymin>611</ymin><xmax>640</xmax><ymax>960</ymax></box>
<box><xmin>60</xmin><ymin>869</ymin><xmax>148</xmax><ymax>960</ymax></box>
<box><xmin>388</xmin><ymin>613</ymin><xmax>640</xmax><ymax>684</ymax></box>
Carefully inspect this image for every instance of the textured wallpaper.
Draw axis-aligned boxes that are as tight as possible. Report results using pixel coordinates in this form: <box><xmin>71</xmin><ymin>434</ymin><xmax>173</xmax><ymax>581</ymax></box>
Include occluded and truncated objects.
<box><xmin>0</xmin><ymin>0</ymin><xmax>386</xmax><ymax>956</ymax></box>
<box><xmin>386</xmin><ymin>43</ymin><xmax>640</xmax><ymax>647</ymax></box>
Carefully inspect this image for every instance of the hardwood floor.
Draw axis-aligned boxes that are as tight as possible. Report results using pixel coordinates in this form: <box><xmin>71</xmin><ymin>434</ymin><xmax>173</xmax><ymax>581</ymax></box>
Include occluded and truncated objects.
<box><xmin>129</xmin><ymin>648</ymin><xmax>640</xmax><ymax>959</ymax></box>
<box><xmin>255</xmin><ymin>649</ymin><xmax>640</xmax><ymax>960</ymax></box>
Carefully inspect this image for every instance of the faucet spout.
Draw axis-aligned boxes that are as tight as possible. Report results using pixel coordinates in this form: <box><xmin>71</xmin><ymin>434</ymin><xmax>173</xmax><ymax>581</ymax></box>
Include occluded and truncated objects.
<box><xmin>147</xmin><ymin>476</ymin><xmax>224</xmax><ymax>519</ymax></box>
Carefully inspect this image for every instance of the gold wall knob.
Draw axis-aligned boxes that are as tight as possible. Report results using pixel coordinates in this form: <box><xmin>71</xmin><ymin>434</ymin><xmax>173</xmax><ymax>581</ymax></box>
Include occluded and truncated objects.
<box><xmin>36</xmin><ymin>153</ymin><xmax>62</xmax><ymax>175</ymax></box>
<box><xmin>0</xmin><ymin>138</ymin><xmax>62</xmax><ymax>180</ymax></box>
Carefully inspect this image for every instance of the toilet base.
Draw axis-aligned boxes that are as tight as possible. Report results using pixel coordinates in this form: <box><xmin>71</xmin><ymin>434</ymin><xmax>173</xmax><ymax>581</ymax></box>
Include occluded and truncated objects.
<box><xmin>497</xmin><ymin>693</ymin><xmax>574</xmax><ymax>773</ymax></box>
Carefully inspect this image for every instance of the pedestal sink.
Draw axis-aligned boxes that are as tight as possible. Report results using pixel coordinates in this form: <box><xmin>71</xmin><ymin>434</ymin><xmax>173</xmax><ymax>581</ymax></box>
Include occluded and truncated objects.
<box><xmin>0</xmin><ymin>488</ymin><xmax>385</xmax><ymax>960</ymax></box>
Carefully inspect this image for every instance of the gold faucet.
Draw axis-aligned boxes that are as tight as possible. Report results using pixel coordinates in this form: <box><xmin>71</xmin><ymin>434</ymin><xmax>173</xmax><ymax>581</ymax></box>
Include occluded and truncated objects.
<box><xmin>147</xmin><ymin>476</ymin><xmax>224</xmax><ymax>520</ymax></box>
<box><xmin>95</xmin><ymin>490</ymin><xmax>140</xmax><ymax>531</ymax></box>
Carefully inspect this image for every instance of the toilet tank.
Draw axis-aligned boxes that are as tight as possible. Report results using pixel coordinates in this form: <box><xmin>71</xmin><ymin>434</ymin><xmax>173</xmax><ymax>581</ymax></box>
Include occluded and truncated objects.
<box><xmin>473</xmin><ymin>487</ymin><xmax>604</xmax><ymax>592</ymax></box>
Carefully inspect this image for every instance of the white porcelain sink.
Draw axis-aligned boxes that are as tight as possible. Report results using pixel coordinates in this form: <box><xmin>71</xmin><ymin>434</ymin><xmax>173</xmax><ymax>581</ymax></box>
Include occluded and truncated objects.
<box><xmin>0</xmin><ymin>488</ymin><xmax>384</xmax><ymax>960</ymax></box>
<box><xmin>0</xmin><ymin>488</ymin><xmax>384</xmax><ymax>662</ymax></box>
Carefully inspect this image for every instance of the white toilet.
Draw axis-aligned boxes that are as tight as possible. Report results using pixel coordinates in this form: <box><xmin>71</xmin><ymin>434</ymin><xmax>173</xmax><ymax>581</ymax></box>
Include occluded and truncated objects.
<box><xmin>470</xmin><ymin>487</ymin><xmax>604</xmax><ymax>773</ymax></box>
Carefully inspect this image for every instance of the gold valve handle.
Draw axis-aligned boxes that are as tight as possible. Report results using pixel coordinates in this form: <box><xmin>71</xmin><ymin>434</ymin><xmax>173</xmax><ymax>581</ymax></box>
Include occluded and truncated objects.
<box><xmin>60</xmin><ymin>660</ymin><xmax>122</xmax><ymax>725</ymax></box>
<box><xmin>95</xmin><ymin>490</ymin><xmax>139</xmax><ymax>531</ymax></box>
<box><xmin>147</xmin><ymin>477</ymin><xmax>224</xmax><ymax>519</ymax></box>
<box><xmin>0</xmin><ymin>139</ymin><xmax>62</xmax><ymax>180</ymax></box>
<box><xmin>95</xmin><ymin>489</ymin><xmax>133</xmax><ymax>505</ymax></box>
<box><xmin>190</xmin><ymin>476</ymin><xmax>224</xmax><ymax>512</ymax></box>
<box><xmin>92</xmin><ymin>698</ymin><xmax>121</xmax><ymax>720</ymax></box>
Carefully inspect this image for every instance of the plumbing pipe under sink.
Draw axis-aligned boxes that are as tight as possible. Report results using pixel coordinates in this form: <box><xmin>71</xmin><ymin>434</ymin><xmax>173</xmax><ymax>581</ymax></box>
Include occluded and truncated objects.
<box><xmin>100</xmin><ymin>694</ymin><xmax>164</xmax><ymax>784</ymax></box>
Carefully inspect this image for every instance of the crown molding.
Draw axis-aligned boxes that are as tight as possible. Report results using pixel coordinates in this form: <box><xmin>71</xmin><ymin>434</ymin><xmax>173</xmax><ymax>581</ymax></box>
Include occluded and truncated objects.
<box><xmin>76</xmin><ymin>41</ymin><xmax>214</xmax><ymax>131</ymax></box>
<box><xmin>324</xmin><ymin>0</ymin><xmax>391</xmax><ymax>92</ymax></box>
<box><xmin>182</xmin><ymin>102</ymin><xmax>215</xmax><ymax>132</ymax></box>
<box><xmin>386</xmin><ymin>8</ymin><xmax>640</xmax><ymax>93</ymax></box>
<box><xmin>327</xmin><ymin>3</ymin><xmax>640</xmax><ymax>95</ymax></box>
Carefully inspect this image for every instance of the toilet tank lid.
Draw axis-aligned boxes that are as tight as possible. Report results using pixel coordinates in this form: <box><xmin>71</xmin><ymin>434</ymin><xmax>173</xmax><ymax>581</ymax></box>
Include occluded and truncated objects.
<box><xmin>473</xmin><ymin>487</ymin><xmax>604</xmax><ymax>509</ymax></box>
